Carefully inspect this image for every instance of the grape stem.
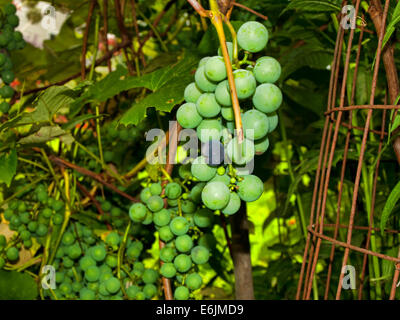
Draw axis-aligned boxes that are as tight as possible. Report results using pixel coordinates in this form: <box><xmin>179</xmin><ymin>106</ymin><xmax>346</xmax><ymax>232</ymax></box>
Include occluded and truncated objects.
<box><xmin>209</xmin><ymin>0</ymin><xmax>244</xmax><ymax>143</ymax></box>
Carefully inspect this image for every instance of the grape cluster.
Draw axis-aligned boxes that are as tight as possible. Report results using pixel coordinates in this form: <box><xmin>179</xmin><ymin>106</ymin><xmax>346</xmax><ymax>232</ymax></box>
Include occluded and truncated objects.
<box><xmin>0</xmin><ymin>3</ymin><xmax>25</xmax><ymax>115</ymax></box>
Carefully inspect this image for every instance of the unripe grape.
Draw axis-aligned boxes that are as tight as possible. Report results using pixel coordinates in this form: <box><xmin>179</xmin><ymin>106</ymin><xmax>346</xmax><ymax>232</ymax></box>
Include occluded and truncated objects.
<box><xmin>181</xmin><ymin>199</ymin><xmax>196</xmax><ymax>214</ymax></box>
<box><xmin>177</xmin><ymin>102</ymin><xmax>203</xmax><ymax>129</ymax></box>
<box><xmin>143</xmin><ymin>268</ymin><xmax>158</xmax><ymax>284</ymax></box>
<box><xmin>222</xmin><ymin>192</ymin><xmax>241</xmax><ymax>215</ymax></box>
<box><xmin>201</xmin><ymin>181</ymin><xmax>230</xmax><ymax>210</ymax></box>
<box><xmin>184</xmin><ymin>82</ymin><xmax>203</xmax><ymax>103</ymax></box>
<box><xmin>127</xmin><ymin>241</ymin><xmax>143</xmax><ymax>259</ymax></box>
<box><xmin>254</xmin><ymin>136</ymin><xmax>270</xmax><ymax>155</ymax></box>
<box><xmin>4</xmin><ymin>3</ymin><xmax>17</xmax><ymax>15</ymax></box>
<box><xmin>153</xmin><ymin>208</ymin><xmax>171</xmax><ymax>227</ymax></box>
<box><xmin>160</xmin><ymin>246</ymin><xmax>176</xmax><ymax>263</ymax></box>
<box><xmin>170</xmin><ymin>216</ymin><xmax>189</xmax><ymax>236</ymax></box>
<box><xmin>160</xmin><ymin>262</ymin><xmax>176</xmax><ymax>278</ymax></box>
<box><xmin>210</xmin><ymin>173</ymin><xmax>230</xmax><ymax>186</ymax></box>
<box><xmin>174</xmin><ymin>254</ymin><xmax>192</xmax><ymax>273</ymax></box>
<box><xmin>0</xmin><ymin>85</ymin><xmax>14</xmax><ymax>98</ymax></box>
<box><xmin>105</xmin><ymin>277</ymin><xmax>120</xmax><ymax>294</ymax></box>
<box><xmin>189</xmin><ymin>182</ymin><xmax>206</xmax><ymax>203</ymax></box>
<box><xmin>175</xmin><ymin>234</ymin><xmax>194</xmax><ymax>253</ymax></box>
<box><xmin>106</xmin><ymin>232</ymin><xmax>120</xmax><ymax>247</ymax></box>
<box><xmin>237</xmin><ymin>21</ymin><xmax>269</xmax><ymax>53</ymax></box>
<box><xmin>191</xmin><ymin>245</ymin><xmax>210</xmax><ymax>264</ymax></box>
<box><xmin>1</xmin><ymin>70</ymin><xmax>14</xmax><ymax>84</ymax></box>
<box><xmin>221</xmin><ymin>106</ymin><xmax>234</xmax><ymax>121</ymax></box>
<box><xmin>194</xmin><ymin>208</ymin><xmax>214</xmax><ymax>228</ymax></box>
<box><xmin>196</xmin><ymin>93</ymin><xmax>221</xmax><ymax>118</ymax></box>
<box><xmin>91</xmin><ymin>245</ymin><xmax>107</xmax><ymax>262</ymax></box>
<box><xmin>36</xmin><ymin>224</ymin><xmax>48</xmax><ymax>237</ymax></box>
<box><xmin>6</xmin><ymin>14</ymin><xmax>19</xmax><ymax>28</ymax></box>
<box><xmin>215</xmin><ymin>80</ymin><xmax>232</xmax><ymax>107</ymax></box>
<box><xmin>205</xmin><ymin>56</ymin><xmax>227</xmax><ymax>82</ymax></box>
<box><xmin>267</xmin><ymin>112</ymin><xmax>279</xmax><ymax>133</ymax></box>
<box><xmin>129</xmin><ymin>203</ymin><xmax>147</xmax><ymax>221</ymax></box>
<box><xmin>186</xmin><ymin>273</ymin><xmax>202</xmax><ymax>290</ymax></box>
<box><xmin>140</xmin><ymin>188</ymin><xmax>152</xmax><ymax>203</ymax></box>
<box><xmin>6</xmin><ymin>247</ymin><xmax>19</xmax><ymax>261</ymax></box>
<box><xmin>165</xmin><ymin>182</ymin><xmax>182</xmax><ymax>200</ymax></box>
<box><xmin>237</xmin><ymin>175</ymin><xmax>264</xmax><ymax>202</ymax></box>
<box><xmin>80</xmin><ymin>288</ymin><xmax>96</xmax><ymax>300</ymax></box>
<box><xmin>147</xmin><ymin>195</ymin><xmax>164</xmax><ymax>212</ymax></box>
<box><xmin>0</xmin><ymin>101</ymin><xmax>10</xmax><ymax>113</ymax></box>
<box><xmin>127</xmin><ymin>285</ymin><xmax>140</xmax><ymax>299</ymax></box>
<box><xmin>226</xmin><ymin>137</ymin><xmax>255</xmax><ymax>165</ymax></box>
<box><xmin>143</xmin><ymin>283</ymin><xmax>157</xmax><ymax>299</ymax></box>
<box><xmin>233</xmin><ymin>69</ymin><xmax>256</xmax><ymax>99</ymax></box>
<box><xmin>197</xmin><ymin>119</ymin><xmax>222</xmax><ymax>143</ymax></box>
<box><xmin>191</xmin><ymin>156</ymin><xmax>217</xmax><ymax>181</ymax></box>
<box><xmin>253</xmin><ymin>83</ymin><xmax>282</xmax><ymax>113</ymax></box>
<box><xmin>242</xmin><ymin>109</ymin><xmax>269</xmax><ymax>140</ymax></box>
<box><xmin>254</xmin><ymin>56</ymin><xmax>281</xmax><ymax>83</ymax></box>
<box><xmin>159</xmin><ymin>225</ymin><xmax>174</xmax><ymax>242</ymax></box>
<box><xmin>198</xmin><ymin>56</ymin><xmax>210</xmax><ymax>67</ymax></box>
<box><xmin>85</xmin><ymin>266</ymin><xmax>100</xmax><ymax>282</ymax></box>
<box><xmin>195</xmin><ymin>66</ymin><xmax>217</xmax><ymax>92</ymax></box>
<box><xmin>80</xmin><ymin>256</ymin><xmax>96</xmax><ymax>271</ymax></box>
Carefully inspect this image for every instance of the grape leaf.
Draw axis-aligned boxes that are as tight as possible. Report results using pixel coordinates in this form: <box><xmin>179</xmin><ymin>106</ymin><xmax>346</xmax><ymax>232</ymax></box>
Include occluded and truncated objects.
<box><xmin>380</xmin><ymin>180</ymin><xmax>400</xmax><ymax>235</ymax></box>
<box><xmin>18</xmin><ymin>125</ymin><xmax>74</xmax><ymax>145</ymax></box>
<box><xmin>283</xmin><ymin>0</ymin><xmax>341</xmax><ymax>13</ymax></box>
<box><xmin>0</xmin><ymin>270</ymin><xmax>38</xmax><ymax>300</ymax></box>
<box><xmin>0</xmin><ymin>148</ymin><xmax>17</xmax><ymax>187</ymax></box>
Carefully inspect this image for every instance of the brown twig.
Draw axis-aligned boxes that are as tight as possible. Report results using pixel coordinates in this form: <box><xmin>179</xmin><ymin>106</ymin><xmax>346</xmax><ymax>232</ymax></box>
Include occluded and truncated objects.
<box><xmin>231</xmin><ymin>1</ymin><xmax>268</xmax><ymax>20</ymax></box>
<box><xmin>81</xmin><ymin>0</ymin><xmax>97</xmax><ymax>80</ymax></box>
<box><xmin>187</xmin><ymin>0</ymin><xmax>209</xmax><ymax>17</ymax></box>
<box><xmin>49</xmin><ymin>155</ymin><xmax>138</xmax><ymax>203</ymax></box>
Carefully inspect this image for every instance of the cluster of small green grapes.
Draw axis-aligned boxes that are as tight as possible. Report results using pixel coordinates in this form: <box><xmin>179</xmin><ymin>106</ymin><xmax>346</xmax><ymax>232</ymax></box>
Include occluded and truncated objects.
<box><xmin>129</xmin><ymin>180</ymin><xmax>216</xmax><ymax>300</ymax></box>
<box><xmin>0</xmin><ymin>2</ymin><xmax>25</xmax><ymax>114</ymax></box>
<box><xmin>47</xmin><ymin>223</ymin><xmax>159</xmax><ymax>300</ymax></box>
<box><xmin>0</xmin><ymin>184</ymin><xmax>65</xmax><ymax>268</ymax></box>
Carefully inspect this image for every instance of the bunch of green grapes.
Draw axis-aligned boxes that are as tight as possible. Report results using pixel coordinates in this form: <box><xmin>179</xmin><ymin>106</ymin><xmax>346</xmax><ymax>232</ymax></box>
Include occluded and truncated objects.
<box><xmin>46</xmin><ymin>222</ymin><xmax>158</xmax><ymax>300</ymax></box>
<box><xmin>175</xmin><ymin>21</ymin><xmax>281</xmax><ymax>215</ymax></box>
<box><xmin>129</xmin><ymin>180</ymin><xmax>214</xmax><ymax>300</ymax></box>
<box><xmin>0</xmin><ymin>2</ymin><xmax>25</xmax><ymax>115</ymax></box>
<box><xmin>0</xmin><ymin>184</ymin><xmax>66</xmax><ymax>268</ymax></box>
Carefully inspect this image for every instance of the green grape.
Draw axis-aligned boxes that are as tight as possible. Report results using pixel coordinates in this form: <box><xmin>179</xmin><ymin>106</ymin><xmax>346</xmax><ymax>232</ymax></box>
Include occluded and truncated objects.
<box><xmin>222</xmin><ymin>192</ymin><xmax>241</xmax><ymax>215</ymax></box>
<box><xmin>84</xmin><ymin>265</ymin><xmax>101</xmax><ymax>283</ymax></box>
<box><xmin>143</xmin><ymin>268</ymin><xmax>158</xmax><ymax>284</ymax></box>
<box><xmin>184</xmin><ymin>82</ymin><xmax>203</xmax><ymax>103</ymax></box>
<box><xmin>80</xmin><ymin>288</ymin><xmax>96</xmax><ymax>300</ymax></box>
<box><xmin>79</xmin><ymin>256</ymin><xmax>96</xmax><ymax>271</ymax></box>
<box><xmin>167</xmin><ymin>198</ymin><xmax>178</xmax><ymax>207</ymax></box>
<box><xmin>198</xmin><ymin>233</ymin><xmax>217</xmax><ymax>250</ymax></box>
<box><xmin>196</xmin><ymin>93</ymin><xmax>221</xmax><ymax>118</ymax></box>
<box><xmin>204</xmin><ymin>56</ymin><xmax>227</xmax><ymax>82</ymax></box>
<box><xmin>195</xmin><ymin>66</ymin><xmax>217</xmax><ymax>92</ymax></box>
<box><xmin>198</xmin><ymin>56</ymin><xmax>210</xmax><ymax>67</ymax></box>
<box><xmin>191</xmin><ymin>245</ymin><xmax>210</xmax><ymax>264</ymax></box>
<box><xmin>169</xmin><ymin>217</ymin><xmax>189</xmax><ymax>236</ymax></box>
<box><xmin>140</xmin><ymin>188</ymin><xmax>152</xmax><ymax>203</ymax></box>
<box><xmin>143</xmin><ymin>284</ymin><xmax>157</xmax><ymax>299</ymax></box>
<box><xmin>41</xmin><ymin>207</ymin><xmax>52</xmax><ymax>219</ymax></box>
<box><xmin>68</xmin><ymin>244</ymin><xmax>82</xmax><ymax>260</ymax></box>
<box><xmin>17</xmin><ymin>201</ymin><xmax>26</xmax><ymax>213</ymax></box>
<box><xmin>175</xmin><ymin>234</ymin><xmax>193</xmax><ymax>253</ymax></box>
<box><xmin>165</xmin><ymin>182</ymin><xmax>182</xmax><ymax>200</ymax></box>
<box><xmin>142</xmin><ymin>211</ymin><xmax>153</xmax><ymax>225</ymax></box>
<box><xmin>13</xmin><ymin>31</ymin><xmax>23</xmax><ymax>42</ymax></box>
<box><xmin>105</xmin><ymin>277</ymin><xmax>120</xmax><ymax>294</ymax></box>
<box><xmin>19</xmin><ymin>212</ymin><xmax>30</xmax><ymax>224</ymax></box>
<box><xmin>132</xmin><ymin>261</ymin><xmax>145</xmax><ymax>277</ymax></box>
<box><xmin>178</xmin><ymin>164</ymin><xmax>192</xmax><ymax>180</ymax></box>
<box><xmin>194</xmin><ymin>208</ymin><xmax>214</xmax><ymax>228</ymax></box>
<box><xmin>36</xmin><ymin>224</ymin><xmax>48</xmax><ymax>237</ymax></box>
<box><xmin>6</xmin><ymin>247</ymin><xmax>19</xmax><ymax>261</ymax></box>
<box><xmin>1</xmin><ymin>85</ymin><xmax>14</xmax><ymax>98</ymax></box>
<box><xmin>149</xmin><ymin>183</ymin><xmax>162</xmax><ymax>196</ymax></box>
<box><xmin>221</xmin><ymin>106</ymin><xmax>234</xmax><ymax>121</ymax></box>
<box><xmin>160</xmin><ymin>262</ymin><xmax>176</xmax><ymax>278</ymax></box>
<box><xmin>110</xmin><ymin>207</ymin><xmax>121</xmax><ymax>218</ymax></box>
<box><xmin>126</xmin><ymin>241</ymin><xmax>143</xmax><ymax>260</ymax></box>
<box><xmin>153</xmin><ymin>208</ymin><xmax>171</xmax><ymax>227</ymax></box>
<box><xmin>233</xmin><ymin>69</ymin><xmax>256</xmax><ymax>100</ymax></box>
<box><xmin>210</xmin><ymin>173</ymin><xmax>230</xmax><ymax>186</ymax></box>
<box><xmin>1</xmin><ymin>70</ymin><xmax>14</xmax><ymax>84</ymax></box>
<box><xmin>55</xmin><ymin>271</ymin><xmax>65</xmax><ymax>284</ymax></box>
<box><xmin>53</xmin><ymin>213</ymin><xmax>64</xmax><ymax>225</ymax></box>
<box><xmin>105</xmin><ymin>255</ymin><xmax>118</xmax><ymax>268</ymax></box>
<box><xmin>127</xmin><ymin>285</ymin><xmax>140</xmax><ymax>299</ymax></box>
<box><xmin>129</xmin><ymin>203</ymin><xmax>147</xmax><ymax>222</ymax></box>
<box><xmin>191</xmin><ymin>156</ymin><xmax>217</xmax><ymax>182</ymax></box>
<box><xmin>0</xmin><ymin>101</ymin><xmax>9</xmax><ymax>113</ymax></box>
<box><xmin>60</xmin><ymin>282</ymin><xmax>72</xmax><ymax>295</ymax></box>
<box><xmin>186</xmin><ymin>273</ymin><xmax>202</xmax><ymax>290</ymax></box>
<box><xmin>242</xmin><ymin>109</ymin><xmax>269</xmax><ymax>140</ymax></box>
<box><xmin>159</xmin><ymin>226</ymin><xmax>174</xmax><ymax>242</ymax></box>
<box><xmin>0</xmin><ymin>34</ymin><xmax>8</xmax><ymax>47</ymax></box>
<box><xmin>63</xmin><ymin>256</ymin><xmax>74</xmax><ymax>268</ymax></box>
<box><xmin>6</xmin><ymin>15</ymin><xmax>19</xmax><ymax>28</ymax></box>
<box><xmin>23</xmin><ymin>239</ymin><xmax>32</xmax><ymax>249</ymax></box>
<box><xmin>177</xmin><ymin>102</ymin><xmax>203</xmax><ymax>129</ymax></box>
<box><xmin>100</xmin><ymin>201</ymin><xmax>112</xmax><ymax>212</ymax></box>
<box><xmin>267</xmin><ymin>112</ymin><xmax>278</xmax><ymax>133</ymax></box>
<box><xmin>27</xmin><ymin>221</ymin><xmax>38</xmax><ymax>232</ymax></box>
<box><xmin>201</xmin><ymin>181</ymin><xmax>230</xmax><ymax>210</ymax></box>
<box><xmin>218</xmin><ymin>41</ymin><xmax>233</xmax><ymax>62</ymax></box>
<box><xmin>174</xmin><ymin>286</ymin><xmax>190</xmax><ymax>300</ymax></box>
<box><xmin>226</xmin><ymin>137</ymin><xmax>254</xmax><ymax>165</ymax></box>
<box><xmin>197</xmin><ymin>119</ymin><xmax>222</xmax><ymax>143</ymax></box>
<box><xmin>237</xmin><ymin>175</ymin><xmax>264</xmax><ymax>202</ymax></box>
<box><xmin>4</xmin><ymin>3</ymin><xmax>17</xmax><ymax>15</ymax></box>
<box><xmin>62</xmin><ymin>232</ymin><xmax>75</xmax><ymax>246</ymax></box>
<box><xmin>189</xmin><ymin>182</ymin><xmax>206</xmax><ymax>203</ymax></box>
<box><xmin>254</xmin><ymin>136</ymin><xmax>270</xmax><ymax>155</ymax></box>
<box><xmin>0</xmin><ymin>256</ymin><xmax>6</xmax><ymax>268</ymax></box>
<box><xmin>91</xmin><ymin>245</ymin><xmax>107</xmax><ymax>262</ymax></box>
<box><xmin>254</xmin><ymin>56</ymin><xmax>281</xmax><ymax>83</ymax></box>
<box><xmin>0</xmin><ymin>235</ymin><xmax>6</xmax><ymax>247</ymax></box>
<box><xmin>37</xmin><ymin>190</ymin><xmax>48</xmax><ymax>203</ymax></box>
<box><xmin>99</xmin><ymin>282</ymin><xmax>110</xmax><ymax>297</ymax></box>
<box><xmin>174</xmin><ymin>254</ymin><xmax>192</xmax><ymax>273</ymax></box>
<box><xmin>215</xmin><ymin>80</ymin><xmax>232</xmax><ymax>107</ymax></box>
<box><xmin>181</xmin><ymin>200</ymin><xmax>196</xmax><ymax>214</ymax></box>
<box><xmin>237</xmin><ymin>21</ymin><xmax>268</xmax><ymax>53</ymax></box>
<box><xmin>72</xmin><ymin>282</ymin><xmax>83</xmax><ymax>293</ymax></box>
<box><xmin>146</xmin><ymin>195</ymin><xmax>164</xmax><ymax>212</ymax></box>
<box><xmin>106</xmin><ymin>232</ymin><xmax>120</xmax><ymax>246</ymax></box>
<box><xmin>253</xmin><ymin>83</ymin><xmax>282</xmax><ymax>113</ymax></box>
<box><xmin>160</xmin><ymin>246</ymin><xmax>176</xmax><ymax>263</ymax></box>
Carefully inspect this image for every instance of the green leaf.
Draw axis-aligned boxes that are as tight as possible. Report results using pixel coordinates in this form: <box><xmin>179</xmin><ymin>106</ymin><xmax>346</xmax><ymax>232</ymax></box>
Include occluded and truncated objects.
<box><xmin>18</xmin><ymin>126</ymin><xmax>74</xmax><ymax>146</ymax></box>
<box><xmin>284</xmin><ymin>0</ymin><xmax>341</xmax><ymax>13</ymax></box>
<box><xmin>119</xmin><ymin>53</ymin><xmax>199</xmax><ymax>126</ymax></box>
<box><xmin>0</xmin><ymin>148</ymin><xmax>17</xmax><ymax>187</ymax></box>
<box><xmin>380</xmin><ymin>180</ymin><xmax>400</xmax><ymax>235</ymax></box>
<box><xmin>382</xmin><ymin>1</ymin><xmax>400</xmax><ymax>49</ymax></box>
<box><xmin>0</xmin><ymin>270</ymin><xmax>38</xmax><ymax>300</ymax></box>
